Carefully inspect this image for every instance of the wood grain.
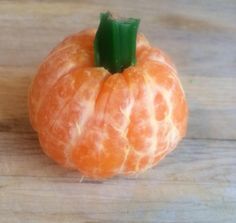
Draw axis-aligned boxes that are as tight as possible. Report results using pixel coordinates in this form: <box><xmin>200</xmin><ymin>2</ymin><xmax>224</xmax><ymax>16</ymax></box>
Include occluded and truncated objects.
<box><xmin>1</xmin><ymin>133</ymin><xmax>236</xmax><ymax>223</ymax></box>
<box><xmin>0</xmin><ymin>0</ymin><xmax>236</xmax><ymax>222</ymax></box>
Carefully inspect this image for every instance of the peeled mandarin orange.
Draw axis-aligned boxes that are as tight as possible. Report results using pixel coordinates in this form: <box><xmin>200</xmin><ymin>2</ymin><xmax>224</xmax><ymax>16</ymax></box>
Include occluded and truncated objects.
<box><xmin>28</xmin><ymin>13</ymin><xmax>188</xmax><ymax>179</ymax></box>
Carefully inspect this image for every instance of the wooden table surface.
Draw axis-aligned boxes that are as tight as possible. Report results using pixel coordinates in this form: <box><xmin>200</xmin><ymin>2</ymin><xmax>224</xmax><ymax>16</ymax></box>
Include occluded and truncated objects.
<box><xmin>0</xmin><ymin>0</ymin><xmax>236</xmax><ymax>222</ymax></box>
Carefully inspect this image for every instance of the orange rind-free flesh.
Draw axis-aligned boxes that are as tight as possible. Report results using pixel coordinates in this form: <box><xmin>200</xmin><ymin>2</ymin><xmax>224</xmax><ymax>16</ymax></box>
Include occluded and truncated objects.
<box><xmin>29</xmin><ymin>29</ymin><xmax>188</xmax><ymax>179</ymax></box>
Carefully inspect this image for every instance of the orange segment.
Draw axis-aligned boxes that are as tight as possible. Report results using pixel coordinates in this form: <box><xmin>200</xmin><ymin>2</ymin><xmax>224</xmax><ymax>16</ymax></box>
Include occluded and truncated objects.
<box><xmin>38</xmin><ymin>131</ymin><xmax>66</xmax><ymax>166</ymax></box>
<box><xmin>29</xmin><ymin>30</ymin><xmax>95</xmax><ymax>129</ymax></box>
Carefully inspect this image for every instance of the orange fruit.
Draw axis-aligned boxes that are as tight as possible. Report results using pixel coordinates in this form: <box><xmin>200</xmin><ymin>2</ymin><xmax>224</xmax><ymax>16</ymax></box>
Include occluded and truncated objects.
<box><xmin>28</xmin><ymin>28</ymin><xmax>188</xmax><ymax>179</ymax></box>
